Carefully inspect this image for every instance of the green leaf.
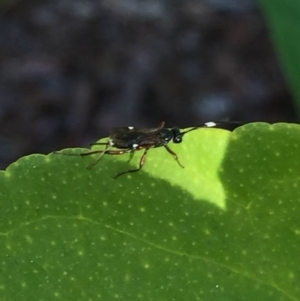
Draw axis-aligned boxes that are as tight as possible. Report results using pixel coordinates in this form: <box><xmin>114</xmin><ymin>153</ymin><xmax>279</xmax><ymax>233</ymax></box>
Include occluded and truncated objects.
<box><xmin>88</xmin><ymin>127</ymin><xmax>231</xmax><ymax>208</ymax></box>
<box><xmin>1</xmin><ymin>123</ymin><xmax>300</xmax><ymax>300</ymax></box>
<box><xmin>259</xmin><ymin>0</ymin><xmax>300</xmax><ymax>113</ymax></box>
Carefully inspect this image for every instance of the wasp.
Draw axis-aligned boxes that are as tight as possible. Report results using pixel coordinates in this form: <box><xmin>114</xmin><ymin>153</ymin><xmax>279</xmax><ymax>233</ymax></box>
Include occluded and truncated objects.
<box><xmin>56</xmin><ymin>121</ymin><xmax>240</xmax><ymax>178</ymax></box>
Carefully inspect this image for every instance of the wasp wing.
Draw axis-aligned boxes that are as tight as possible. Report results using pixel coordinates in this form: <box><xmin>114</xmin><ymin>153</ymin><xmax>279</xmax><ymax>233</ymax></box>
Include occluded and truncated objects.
<box><xmin>110</xmin><ymin>127</ymin><xmax>162</xmax><ymax>149</ymax></box>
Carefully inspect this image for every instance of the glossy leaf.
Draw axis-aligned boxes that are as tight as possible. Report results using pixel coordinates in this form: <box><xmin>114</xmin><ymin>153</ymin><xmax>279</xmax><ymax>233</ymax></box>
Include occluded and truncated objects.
<box><xmin>0</xmin><ymin>123</ymin><xmax>299</xmax><ymax>300</ymax></box>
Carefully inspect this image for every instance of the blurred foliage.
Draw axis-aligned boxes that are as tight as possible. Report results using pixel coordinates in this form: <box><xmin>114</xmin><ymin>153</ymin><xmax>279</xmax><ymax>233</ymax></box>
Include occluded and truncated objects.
<box><xmin>260</xmin><ymin>0</ymin><xmax>300</xmax><ymax>114</ymax></box>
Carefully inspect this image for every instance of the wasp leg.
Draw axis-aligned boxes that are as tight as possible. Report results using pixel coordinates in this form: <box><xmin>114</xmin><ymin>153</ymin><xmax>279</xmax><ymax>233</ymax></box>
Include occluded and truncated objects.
<box><xmin>54</xmin><ymin>149</ymin><xmax>107</xmax><ymax>159</ymax></box>
<box><xmin>164</xmin><ymin>145</ymin><xmax>184</xmax><ymax>168</ymax></box>
<box><xmin>158</xmin><ymin>121</ymin><xmax>166</xmax><ymax>129</ymax></box>
<box><xmin>83</xmin><ymin>144</ymin><xmax>132</xmax><ymax>169</ymax></box>
<box><xmin>85</xmin><ymin>147</ymin><xmax>135</xmax><ymax>169</ymax></box>
<box><xmin>127</xmin><ymin>150</ymin><xmax>135</xmax><ymax>163</ymax></box>
<box><xmin>83</xmin><ymin>147</ymin><xmax>108</xmax><ymax>169</ymax></box>
<box><xmin>114</xmin><ymin>148</ymin><xmax>149</xmax><ymax>179</ymax></box>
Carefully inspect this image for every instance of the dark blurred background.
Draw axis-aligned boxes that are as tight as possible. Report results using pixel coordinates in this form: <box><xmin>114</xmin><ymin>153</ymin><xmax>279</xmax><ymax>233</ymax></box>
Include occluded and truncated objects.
<box><xmin>0</xmin><ymin>0</ymin><xmax>296</xmax><ymax>169</ymax></box>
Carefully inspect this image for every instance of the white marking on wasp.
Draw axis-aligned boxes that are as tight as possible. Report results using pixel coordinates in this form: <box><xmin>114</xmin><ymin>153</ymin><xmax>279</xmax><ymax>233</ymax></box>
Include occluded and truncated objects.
<box><xmin>128</xmin><ymin>126</ymin><xmax>134</xmax><ymax>130</ymax></box>
<box><xmin>132</xmin><ymin>143</ymin><xmax>138</xmax><ymax>149</ymax></box>
<box><xmin>109</xmin><ymin>139</ymin><xmax>115</xmax><ymax>146</ymax></box>
<box><xmin>204</xmin><ymin>121</ymin><xmax>217</xmax><ymax>128</ymax></box>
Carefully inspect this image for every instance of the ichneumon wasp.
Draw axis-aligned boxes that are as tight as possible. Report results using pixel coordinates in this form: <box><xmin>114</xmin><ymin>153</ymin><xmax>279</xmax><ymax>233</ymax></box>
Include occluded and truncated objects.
<box><xmin>56</xmin><ymin>121</ymin><xmax>241</xmax><ymax>179</ymax></box>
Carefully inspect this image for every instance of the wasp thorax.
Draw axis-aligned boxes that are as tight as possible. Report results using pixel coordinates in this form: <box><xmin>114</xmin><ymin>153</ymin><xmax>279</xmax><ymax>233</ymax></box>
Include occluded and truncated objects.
<box><xmin>158</xmin><ymin>128</ymin><xmax>173</xmax><ymax>142</ymax></box>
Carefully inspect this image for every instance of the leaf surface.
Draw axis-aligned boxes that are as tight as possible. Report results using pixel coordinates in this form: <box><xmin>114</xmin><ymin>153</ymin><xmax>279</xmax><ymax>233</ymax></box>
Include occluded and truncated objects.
<box><xmin>0</xmin><ymin>123</ymin><xmax>299</xmax><ymax>300</ymax></box>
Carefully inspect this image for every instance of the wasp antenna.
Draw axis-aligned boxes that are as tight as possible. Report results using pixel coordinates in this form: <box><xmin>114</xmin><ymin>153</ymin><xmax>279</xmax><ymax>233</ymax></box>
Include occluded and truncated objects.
<box><xmin>181</xmin><ymin>127</ymin><xmax>199</xmax><ymax>135</ymax></box>
<box><xmin>204</xmin><ymin>121</ymin><xmax>243</xmax><ymax>131</ymax></box>
<box><xmin>204</xmin><ymin>121</ymin><xmax>218</xmax><ymax>128</ymax></box>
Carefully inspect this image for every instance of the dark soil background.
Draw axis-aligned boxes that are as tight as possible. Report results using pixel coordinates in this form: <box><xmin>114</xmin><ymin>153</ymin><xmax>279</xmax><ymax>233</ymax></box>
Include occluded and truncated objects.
<box><xmin>0</xmin><ymin>0</ymin><xmax>296</xmax><ymax>169</ymax></box>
